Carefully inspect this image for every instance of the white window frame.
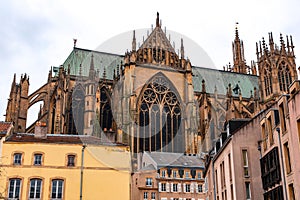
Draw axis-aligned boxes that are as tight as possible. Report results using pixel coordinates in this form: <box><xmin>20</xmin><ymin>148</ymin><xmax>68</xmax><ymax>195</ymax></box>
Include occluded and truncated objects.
<box><xmin>8</xmin><ymin>178</ymin><xmax>21</xmax><ymax>199</ymax></box>
<box><xmin>151</xmin><ymin>192</ymin><xmax>156</xmax><ymax>200</ymax></box>
<box><xmin>13</xmin><ymin>153</ymin><xmax>22</xmax><ymax>165</ymax></box>
<box><xmin>34</xmin><ymin>154</ymin><xmax>42</xmax><ymax>166</ymax></box>
<box><xmin>161</xmin><ymin>183</ymin><xmax>166</xmax><ymax>192</ymax></box>
<box><xmin>146</xmin><ymin>178</ymin><xmax>153</xmax><ymax>186</ymax></box>
<box><xmin>29</xmin><ymin>179</ymin><xmax>42</xmax><ymax>199</ymax></box>
<box><xmin>173</xmin><ymin>170</ymin><xmax>177</xmax><ymax>178</ymax></box>
<box><xmin>185</xmin><ymin>184</ymin><xmax>191</xmax><ymax>193</ymax></box>
<box><xmin>51</xmin><ymin>179</ymin><xmax>64</xmax><ymax>199</ymax></box>
<box><xmin>144</xmin><ymin>192</ymin><xmax>148</xmax><ymax>200</ymax></box>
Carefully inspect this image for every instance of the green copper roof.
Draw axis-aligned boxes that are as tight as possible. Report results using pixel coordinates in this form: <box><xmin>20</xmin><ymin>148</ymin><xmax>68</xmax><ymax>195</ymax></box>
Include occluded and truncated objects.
<box><xmin>192</xmin><ymin>66</ymin><xmax>259</xmax><ymax>98</ymax></box>
<box><xmin>62</xmin><ymin>48</ymin><xmax>259</xmax><ymax>98</ymax></box>
<box><xmin>63</xmin><ymin>47</ymin><xmax>124</xmax><ymax>80</ymax></box>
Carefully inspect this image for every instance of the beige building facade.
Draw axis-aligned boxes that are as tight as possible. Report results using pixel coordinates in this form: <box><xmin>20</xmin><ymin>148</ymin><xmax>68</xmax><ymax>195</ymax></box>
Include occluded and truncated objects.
<box><xmin>0</xmin><ymin>126</ymin><xmax>131</xmax><ymax>200</ymax></box>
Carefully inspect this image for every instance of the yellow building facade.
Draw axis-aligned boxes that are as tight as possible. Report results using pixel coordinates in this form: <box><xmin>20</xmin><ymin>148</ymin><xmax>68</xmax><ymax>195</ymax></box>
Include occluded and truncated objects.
<box><xmin>0</xmin><ymin>132</ymin><xmax>131</xmax><ymax>200</ymax></box>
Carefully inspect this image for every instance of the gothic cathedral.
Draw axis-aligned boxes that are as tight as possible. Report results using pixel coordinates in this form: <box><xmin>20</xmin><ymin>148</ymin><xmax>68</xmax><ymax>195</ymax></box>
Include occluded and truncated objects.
<box><xmin>5</xmin><ymin>13</ymin><xmax>299</xmax><ymax>155</ymax></box>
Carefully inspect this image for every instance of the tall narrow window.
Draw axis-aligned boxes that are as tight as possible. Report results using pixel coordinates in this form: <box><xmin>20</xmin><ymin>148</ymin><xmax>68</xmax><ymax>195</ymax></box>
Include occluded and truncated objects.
<box><xmin>267</xmin><ymin>117</ymin><xmax>274</xmax><ymax>145</ymax></box>
<box><xmin>279</xmin><ymin>103</ymin><xmax>287</xmax><ymax>132</ymax></box>
<box><xmin>8</xmin><ymin>178</ymin><xmax>21</xmax><ymax>199</ymax></box>
<box><xmin>264</xmin><ymin>68</ymin><xmax>272</xmax><ymax>97</ymax></box>
<box><xmin>143</xmin><ymin>192</ymin><xmax>148</xmax><ymax>200</ymax></box>
<box><xmin>70</xmin><ymin>86</ymin><xmax>85</xmax><ymax>134</ymax></box>
<box><xmin>151</xmin><ymin>192</ymin><xmax>156</xmax><ymax>200</ymax></box>
<box><xmin>99</xmin><ymin>87</ymin><xmax>114</xmax><ymax>132</ymax></box>
<box><xmin>228</xmin><ymin>153</ymin><xmax>232</xmax><ymax>181</ymax></box>
<box><xmin>215</xmin><ymin>169</ymin><xmax>218</xmax><ymax>194</ymax></box>
<box><xmin>242</xmin><ymin>150</ymin><xmax>249</xmax><ymax>177</ymax></box>
<box><xmin>51</xmin><ymin>179</ymin><xmax>64</xmax><ymax>199</ymax></box>
<box><xmin>29</xmin><ymin>179</ymin><xmax>42</xmax><ymax>199</ymax></box>
<box><xmin>261</xmin><ymin>123</ymin><xmax>267</xmax><ymax>151</ymax></box>
<box><xmin>138</xmin><ymin>74</ymin><xmax>182</xmax><ymax>153</ymax></box>
<box><xmin>245</xmin><ymin>182</ymin><xmax>251</xmax><ymax>200</ymax></box>
<box><xmin>278</xmin><ymin>62</ymin><xmax>292</xmax><ymax>92</ymax></box>
<box><xmin>284</xmin><ymin>142</ymin><xmax>292</xmax><ymax>174</ymax></box>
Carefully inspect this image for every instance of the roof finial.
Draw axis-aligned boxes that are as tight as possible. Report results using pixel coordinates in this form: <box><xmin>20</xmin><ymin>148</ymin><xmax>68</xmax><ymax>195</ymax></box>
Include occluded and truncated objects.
<box><xmin>156</xmin><ymin>12</ymin><xmax>160</xmax><ymax>27</ymax></box>
<box><xmin>73</xmin><ymin>38</ymin><xmax>77</xmax><ymax>48</ymax></box>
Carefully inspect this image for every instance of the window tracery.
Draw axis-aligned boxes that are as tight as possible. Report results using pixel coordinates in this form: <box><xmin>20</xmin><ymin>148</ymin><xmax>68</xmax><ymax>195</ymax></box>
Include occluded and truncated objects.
<box><xmin>138</xmin><ymin>75</ymin><xmax>182</xmax><ymax>153</ymax></box>
<box><xmin>278</xmin><ymin>61</ymin><xmax>292</xmax><ymax>92</ymax></box>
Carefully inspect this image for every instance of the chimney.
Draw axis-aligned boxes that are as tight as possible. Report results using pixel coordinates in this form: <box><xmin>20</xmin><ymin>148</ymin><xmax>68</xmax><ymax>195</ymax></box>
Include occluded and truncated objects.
<box><xmin>34</xmin><ymin>121</ymin><xmax>47</xmax><ymax>139</ymax></box>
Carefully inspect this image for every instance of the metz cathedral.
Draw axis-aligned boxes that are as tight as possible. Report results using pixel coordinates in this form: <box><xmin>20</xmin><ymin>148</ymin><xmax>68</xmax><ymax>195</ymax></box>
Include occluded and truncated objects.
<box><xmin>5</xmin><ymin>13</ymin><xmax>298</xmax><ymax>155</ymax></box>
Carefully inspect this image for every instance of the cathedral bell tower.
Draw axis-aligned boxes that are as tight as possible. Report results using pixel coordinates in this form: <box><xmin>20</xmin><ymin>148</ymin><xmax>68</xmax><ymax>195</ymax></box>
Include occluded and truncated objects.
<box><xmin>256</xmin><ymin>33</ymin><xmax>298</xmax><ymax>104</ymax></box>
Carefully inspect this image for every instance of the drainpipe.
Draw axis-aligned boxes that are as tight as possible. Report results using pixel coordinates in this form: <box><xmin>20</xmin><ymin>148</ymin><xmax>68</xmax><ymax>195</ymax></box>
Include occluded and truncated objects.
<box><xmin>212</xmin><ymin>159</ymin><xmax>216</xmax><ymax>200</ymax></box>
<box><xmin>80</xmin><ymin>144</ymin><xmax>86</xmax><ymax>200</ymax></box>
<box><xmin>276</xmin><ymin>127</ymin><xmax>287</xmax><ymax>200</ymax></box>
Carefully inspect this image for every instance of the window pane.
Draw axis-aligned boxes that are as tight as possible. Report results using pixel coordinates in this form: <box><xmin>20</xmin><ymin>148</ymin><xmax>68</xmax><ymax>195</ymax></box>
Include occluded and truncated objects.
<box><xmin>8</xmin><ymin>179</ymin><xmax>21</xmax><ymax>198</ymax></box>
<box><xmin>34</xmin><ymin>154</ymin><xmax>42</xmax><ymax>165</ymax></box>
<box><xmin>67</xmin><ymin>155</ymin><xmax>75</xmax><ymax>166</ymax></box>
<box><xmin>51</xmin><ymin>179</ymin><xmax>64</xmax><ymax>199</ymax></box>
<box><xmin>13</xmin><ymin>153</ymin><xmax>22</xmax><ymax>165</ymax></box>
<box><xmin>29</xmin><ymin>179</ymin><xmax>42</xmax><ymax>199</ymax></box>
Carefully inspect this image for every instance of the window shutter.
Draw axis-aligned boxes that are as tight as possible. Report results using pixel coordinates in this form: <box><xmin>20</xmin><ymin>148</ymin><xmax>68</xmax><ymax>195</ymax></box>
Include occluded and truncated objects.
<box><xmin>191</xmin><ymin>182</ymin><xmax>194</xmax><ymax>193</ymax></box>
<box><xmin>171</xmin><ymin>183</ymin><xmax>173</xmax><ymax>192</ymax></box>
<box><xmin>178</xmin><ymin>183</ymin><xmax>181</xmax><ymax>192</ymax></box>
<box><xmin>166</xmin><ymin>182</ymin><xmax>170</xmax><ymax>192</ymax></box>
<box><xmin>159</xmin><ymin>182</ymin><xmax>161</xmax><ymax>192</ymax></box>
<box><xmin>196</xmin><ymin>183</ymin><xmax>198</xmax><ymax>193</ymax></box>
<box><xmin>183</xmin><ymin>183</ymin><xmax>186</xmax><ymax>193</ymax></box>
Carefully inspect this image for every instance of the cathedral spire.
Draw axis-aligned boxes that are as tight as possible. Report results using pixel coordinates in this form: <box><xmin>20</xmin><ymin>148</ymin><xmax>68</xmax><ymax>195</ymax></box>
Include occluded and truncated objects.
<box><xmin>156</xmin><ymin>12</ymin><xmax>160</xmax><ymax>27</ymax></box>
<box><xmin>268</xmin><ymin>32</ymin><xmax>275</xmax><ymax>54</ymax></box>
<box><xmin>132</xmin><ymin>30</ymin><xmax>136</xmax><ymax>51</ymax></box>
<box><xmin>89</xmin><ymin>54</ymin><xmax>95</xmax><ymax>78</ymax></box>
<box><xmin>232</xmin><ymin>22</ymin><xmax>247</xmax><ymax>74</ymax></box>
<box><xmin>180</xmin><ymin>38</ymin><xmax>184</xmax><ymax>59</ymax></box>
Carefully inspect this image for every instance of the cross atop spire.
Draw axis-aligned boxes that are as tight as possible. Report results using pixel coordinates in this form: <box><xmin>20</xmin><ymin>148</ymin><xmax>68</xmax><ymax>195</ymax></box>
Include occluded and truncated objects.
<box><xmin>235</xmin><ymin>22</ymin><xmax>239</xmax><ymax>40</ymax></box>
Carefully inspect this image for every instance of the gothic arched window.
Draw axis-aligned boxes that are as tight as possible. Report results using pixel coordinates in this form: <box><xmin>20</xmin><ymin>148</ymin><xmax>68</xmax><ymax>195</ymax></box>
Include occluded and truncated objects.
<box><xmin>278</xmin><ymin>61</ymin><xmax>292</xmax><ymax>92</ymax></box>
<box><xmin>137</xmin><ymin>75</ymin><xmax>182</xmax><ymax>153</ymax></box>
<box><xmin>99</xmin><ymin>87</ymin><xmax>114</xmax><ymax>132</ymax></box>
<box><xmin>70</xmin><ymin>85</ymin><xmax>85</xmax><ymax>134</ymax></box>
<box><xmin>264</xmin><ymin>67</ymin><xmax>272</xmax><ymax>97</ymax></box>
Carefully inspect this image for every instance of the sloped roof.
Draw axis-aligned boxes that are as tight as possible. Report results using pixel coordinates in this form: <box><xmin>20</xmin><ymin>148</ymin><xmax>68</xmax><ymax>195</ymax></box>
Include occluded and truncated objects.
<box><xmin>192</xmin><ymin>66</ymin><xmax>259</xmax><ymax>98</ymax></box>
<box><xmin>140</xmin><ymin>164</ymin><xmax>156</xmax><ymax>171</ymax></box>
<box><xmin>5</xmin><ymin>133</ymin><xmax>126</xmax><ymax>146</ymax></box>
<box><xmin>63</xmin><ymin>47</ymin><xmax>123</xmax><ymax>80</ymax></box>
<box><xmin>145</xmin><ymin>152</ymin><xmax>204</xmax><ymax>168</ymax></box>
<box><xmin>140</xmin><ymin>26</ymin><xmax>175</xmax><ymax>53</ymax></box>
<box><xmin>0</xmin><ymin>122</ymin><xmax>12</xmax><ymax>135</ymax></box>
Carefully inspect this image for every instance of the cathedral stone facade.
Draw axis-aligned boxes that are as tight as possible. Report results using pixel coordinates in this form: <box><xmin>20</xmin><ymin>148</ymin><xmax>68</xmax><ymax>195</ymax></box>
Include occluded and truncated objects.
<box><xmin>5</xmin><ymin>13</ymin><xmax>299</xmax><ymax>155</ymax></box>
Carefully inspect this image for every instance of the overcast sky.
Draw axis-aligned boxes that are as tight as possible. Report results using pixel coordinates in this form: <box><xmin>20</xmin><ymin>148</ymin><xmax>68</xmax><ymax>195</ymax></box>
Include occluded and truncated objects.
<box><xmin>1</xmin><ymin>0</ymin><xmax>300</xmax><ymax>126</ymax></box>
